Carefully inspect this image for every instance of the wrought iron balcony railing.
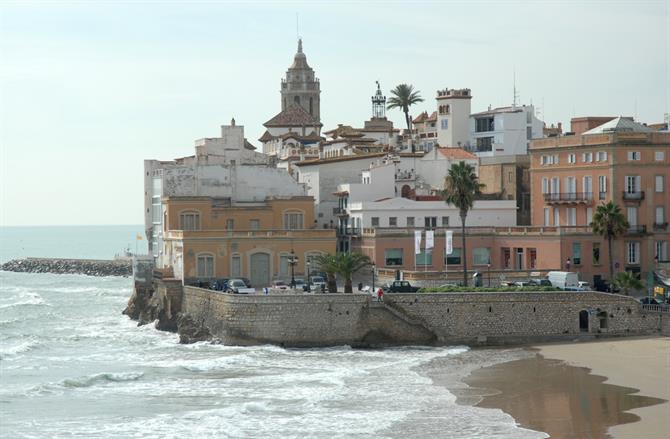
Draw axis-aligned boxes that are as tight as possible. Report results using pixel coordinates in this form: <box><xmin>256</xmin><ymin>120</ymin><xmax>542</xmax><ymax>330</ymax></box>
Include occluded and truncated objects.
<box><xmin>543</xmin><ymin>192</ymin><xmax>594</xmax><ymax>203</ymax></box>
<box><xmin>626</xmin><ymin>225</ymin><xmax>647</xmax><ymax>235</ymax></box>
<box><xmin>622</xmin><ymin>191</ymin><xmax>645</xmax><ymax>201</ymax></box>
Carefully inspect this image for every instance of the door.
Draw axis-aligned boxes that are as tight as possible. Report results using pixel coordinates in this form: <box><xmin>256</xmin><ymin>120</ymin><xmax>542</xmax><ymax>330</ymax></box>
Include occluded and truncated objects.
<box><xmin>566</xmin><ymin>177</ymin><xmax>576</xmax><ymax>200</ymax></box>
<box><xmin>627</xmin><ymin>207</ymin><xmax>638</xmax><ymax>226</ymax></box>
<box><xmin>583</xmin><ymin>176</ymin><xmax>593</xmax><ymax>199</ymax></box>
<box><xmin>250</xmin><ymin>253</ymin><xmax>270</xmax><ymax>287</ymax></box>
<box><xmin>579</xmin><ymin>310</ymin><xmax>589</xmax><ymax>332</ymax></box>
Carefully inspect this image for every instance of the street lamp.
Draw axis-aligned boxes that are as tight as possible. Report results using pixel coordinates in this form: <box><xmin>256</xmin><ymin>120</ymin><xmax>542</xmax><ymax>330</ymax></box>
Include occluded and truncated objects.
<box><xmin>372</xmin><ymin>262</ymin><xmax>376</xmax><ymax>291</ymax></box>
<box><xmin>307</xmin><ymin>260</ymin><xmax>311</xmax><ymax>285</ymax></box>
<box><xmin>487</xmin><ymin>261</ymin><xmax>491</xmax><ymax>287</ymax></box>
<box><xmin>289</xmin><ymin>250</ymin><xmax>297</xmax><ymax>288</ymax></box>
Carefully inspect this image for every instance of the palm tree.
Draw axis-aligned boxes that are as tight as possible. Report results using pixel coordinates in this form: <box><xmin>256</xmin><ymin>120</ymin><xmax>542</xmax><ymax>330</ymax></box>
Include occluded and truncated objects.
<box><xmin>387</xmin><ymin>84</ymin><xmax>424</xmax><ymax>153</ymax></box>
<box><xmin>591</xmin><ymin>201</ymin><xmax>629</xmax><ymax>285</ymax></box>
<box><xmin>336</xmin><ymin>252</ymin><xmax>372</xmax><ymax>294</ymax></box>
<box><xmin>614</xmin><ymin>271</ymin><xmax>643</xmax><ymax>296</ymax></box>
<box><xmin>313</xmin><ymin>253</ymin><xmax>339</xmax><ymax>294</ymax></box>
<box><xmin>442</xmin><ymin>161</ymin><xmax>484</xmax><ymax>287</ymax></box>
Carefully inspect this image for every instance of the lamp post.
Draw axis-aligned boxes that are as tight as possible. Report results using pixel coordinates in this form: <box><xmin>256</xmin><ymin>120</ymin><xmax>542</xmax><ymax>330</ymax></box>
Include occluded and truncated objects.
<box><xmin>372</xmin><ymin>262</ymin><xmax>376</xmax><ymax>291</ymax></box>
<box><xmin>487</xmin><ymin>261</ymin><xmax>491</xmax><ymax>287</ymax></box>
<box><xmin>289</xmin><ymin>250</ymin><xmax>297</xmax><ymax>288</ymax></box>
<box><xmin>307</xmin><ymin>260</ymin><xmax>311</xmax><ymax>285</ymax></box>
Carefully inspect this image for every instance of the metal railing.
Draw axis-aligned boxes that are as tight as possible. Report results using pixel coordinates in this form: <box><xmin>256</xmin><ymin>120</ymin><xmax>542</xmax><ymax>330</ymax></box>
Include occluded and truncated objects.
<box><xmin>622</xmin><ymin>191</ymin><xmax>645</xmax><ymax>200</ymax></box>
<box><xmin>543</xmin><ymin>192</ymin><xmax>594</xmax><ymax>203</ymax></box>
<box><xmin>642</xmin><ymin>304</ymin><xmax>670</xmax><ymax>313</ymax></box>
<box><xmin>653</xmin><ymin>222</ymin><xmax>668</xmax><ymax>231</ymax></box>
<box><xmin>626</xmin><ymin>225</ymin><xmax>647</xmax><ymax>235</ymax></box>
<box><xmin>333</xmin><ymin>207</ymin><xmax>347</xmax><ymax>215</ymax></box>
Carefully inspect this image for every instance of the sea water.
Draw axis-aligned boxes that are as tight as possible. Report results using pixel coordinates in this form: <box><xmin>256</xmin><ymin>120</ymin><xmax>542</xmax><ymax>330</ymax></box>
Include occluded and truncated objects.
<box><xmin>0</xmin><ymin>226</ymin><xmax>547</xmax><ymax>438</ymax></box>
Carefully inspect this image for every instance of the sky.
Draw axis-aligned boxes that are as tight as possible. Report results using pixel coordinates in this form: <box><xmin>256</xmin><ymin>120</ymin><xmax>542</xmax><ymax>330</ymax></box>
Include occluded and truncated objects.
<box><xmin>1</xmin><ymin>0</ymin><xmax>668</xmax><ymax>226</ymax></box>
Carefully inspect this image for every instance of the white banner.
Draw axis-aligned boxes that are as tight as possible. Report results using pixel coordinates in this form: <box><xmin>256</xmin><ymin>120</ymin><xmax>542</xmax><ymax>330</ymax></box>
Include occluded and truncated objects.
<box><xmin>414</xmin><ymin>230</ymin><xmax>422</xmax><ymax>254</ymax></box>
<box><xmin>426</xmin><ymin>230</ymin><xmax>434</xmax><ymax>249</ymax></box>
<box><xmin>445</xmin><ymin>230</ymin><xmax>453</xmax><ymax>255</ymax></box>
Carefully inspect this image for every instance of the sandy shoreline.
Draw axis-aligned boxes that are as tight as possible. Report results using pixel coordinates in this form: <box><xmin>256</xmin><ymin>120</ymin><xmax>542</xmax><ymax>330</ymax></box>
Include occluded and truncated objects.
<box><xmin>537</xmin><ymin>337</ymin><xmax>670</xmax><ymax>439</ymax></box>
<box><xmin>455</xmin><ymin>337</ymin><xmax>670</xmax><ymax>439</ymax></box>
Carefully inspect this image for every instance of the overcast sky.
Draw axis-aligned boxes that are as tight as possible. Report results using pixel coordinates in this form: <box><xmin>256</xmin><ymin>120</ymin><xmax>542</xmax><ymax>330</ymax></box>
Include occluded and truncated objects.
<box><xmin>1</xmin><ymin>0</ymin><xmax>668</xmax><ymax>226</ymax></box>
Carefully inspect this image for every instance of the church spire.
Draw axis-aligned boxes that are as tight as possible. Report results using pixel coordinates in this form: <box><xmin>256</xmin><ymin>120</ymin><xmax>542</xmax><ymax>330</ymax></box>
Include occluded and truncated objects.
<box><xmin>297</xmin><ymin>38</ymin><xmax>303</xmax><ymax>54</ymax></box>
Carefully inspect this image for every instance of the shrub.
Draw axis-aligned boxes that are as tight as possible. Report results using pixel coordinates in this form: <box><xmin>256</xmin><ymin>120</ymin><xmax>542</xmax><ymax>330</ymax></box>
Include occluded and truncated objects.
<box><xmin>418</xmin><ymin>286</ymin><xmax>560</xmax><ymax>293</ymax></box>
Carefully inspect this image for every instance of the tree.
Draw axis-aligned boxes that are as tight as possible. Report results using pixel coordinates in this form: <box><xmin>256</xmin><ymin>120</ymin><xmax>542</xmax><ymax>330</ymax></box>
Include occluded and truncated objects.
<box><xmin>313</xmin><ymin>253</ymin><xmax>339</xmax><ymax>294</ymax></box>
<box><xmin>337</xmin><ymin>252</ymin><xmax>372</xmax><ymax>294</ymax></box>
<box><xmin>591</xmin><ymin>201</ymin><xmax>629</xmax><ymax>285</ymax></box>
<box><xmin>614</xmin><ymin>271</ymin><xmax>643</xmax><ymax>296</ymax></box>
<box><xmin>387</xmin><ymin>84</ymin><xmax>424</xmax><ymax>153</ymax></box>
<box><xmin>442</xmin><ymin>161</ymin><xmax>484</xmax><ymax>287</ymax></box>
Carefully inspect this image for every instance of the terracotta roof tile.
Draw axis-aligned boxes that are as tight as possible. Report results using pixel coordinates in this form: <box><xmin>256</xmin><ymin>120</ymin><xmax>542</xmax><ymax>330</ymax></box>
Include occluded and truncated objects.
<box><xmin>436</xmin><ymin>147</ymin><xmax>477</xmax><ymax>160</ymax></box>
<box><xmin>264</xmin><ymin>105</ymin><xmax>322</xmax><ymax>128</ymax></box>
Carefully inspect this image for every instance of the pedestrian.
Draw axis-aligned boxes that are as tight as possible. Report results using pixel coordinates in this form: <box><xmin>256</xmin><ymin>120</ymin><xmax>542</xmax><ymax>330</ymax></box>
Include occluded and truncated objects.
<box><xmin>377</xmin><ymin>287</ymin><xmax>384</xmax><ymax>302</ymax></box>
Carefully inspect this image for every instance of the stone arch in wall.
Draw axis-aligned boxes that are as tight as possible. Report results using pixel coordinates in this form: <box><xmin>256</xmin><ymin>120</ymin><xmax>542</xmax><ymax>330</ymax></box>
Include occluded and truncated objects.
<box><xmin>249</xmin><ymin>252</ymin><xmax>271</xmax><ymax>287</ymax></box>
<box><xmin>401</xmin><ymin>185</ymin><xmax>412</xmax><ymax>198</ymax></box>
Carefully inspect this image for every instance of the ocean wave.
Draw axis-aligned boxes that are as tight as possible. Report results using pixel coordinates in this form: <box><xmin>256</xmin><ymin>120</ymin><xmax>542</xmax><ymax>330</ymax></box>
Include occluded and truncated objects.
<box><xmin>0</xmin><ymin>292</ymin><xmax>46</xmax><ymax>309</ymax></box>
<box><xmin>0</xmin><ymin>338</ymin><xmax>40</xmax><ymax>359</ymax></box>
<box><xmin>62</xmin><ymin>371</ymin><xmax>144</xmax><ymax>388</ymax></box>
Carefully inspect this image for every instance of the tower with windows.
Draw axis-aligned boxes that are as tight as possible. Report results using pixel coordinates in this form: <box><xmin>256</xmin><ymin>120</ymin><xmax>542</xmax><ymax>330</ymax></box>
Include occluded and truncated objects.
<box><xmin>281</xmin><ymin>39</ymin><xmax>321</xmax><ymax>123</ymax></box>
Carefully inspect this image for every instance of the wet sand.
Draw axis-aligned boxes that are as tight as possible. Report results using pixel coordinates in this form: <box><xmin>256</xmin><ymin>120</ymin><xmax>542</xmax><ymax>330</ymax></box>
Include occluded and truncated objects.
<box><xmin>458</xmin><ymin>338</ymin><xmax>669</xmax><ymax>439</ymax></box>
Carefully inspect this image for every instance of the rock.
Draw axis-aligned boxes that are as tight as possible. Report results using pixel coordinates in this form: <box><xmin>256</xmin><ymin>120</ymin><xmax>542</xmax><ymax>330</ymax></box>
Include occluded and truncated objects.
<box><xmin>177</xmin><ymin>313</ymin><xmax>212</xmax><ymax>344</ymax></box>
<box><xmin>0</xmin><ymin>258</ymin><xmax>131</xmax><ymax>277</ymax></box>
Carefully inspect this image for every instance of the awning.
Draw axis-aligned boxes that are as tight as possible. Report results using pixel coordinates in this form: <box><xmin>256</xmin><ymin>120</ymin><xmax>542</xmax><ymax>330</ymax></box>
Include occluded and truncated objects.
<box><xmin>653</xmin><ymin>271</ymin><xmax>670</xmax><ymax>288</ymax></box>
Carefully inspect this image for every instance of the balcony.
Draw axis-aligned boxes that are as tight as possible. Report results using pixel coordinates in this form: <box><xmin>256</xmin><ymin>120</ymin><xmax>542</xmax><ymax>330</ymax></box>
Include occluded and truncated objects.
<box><xmin>626</xmin><ymin>225</ymin><xmax>647</xmax><ymax>235</ymax></box>
<box><xmin>653</xmin><ymin>222</ymin><xmax>668</xmax><ymax>231</ymax></box>
<box><xmin>338</xmin><ymin>228</ymin><xmax>360</xmax><ymax>236</ymax></box>
<box><xmin>622</xmin><ymin>191</ymin><xmax>645</xmax><ymax>201</ymax></box>
<box><xmin>332</xmin><ymin>207</ymin><xmax>348</xmax><ymax>216</ymax></box>
<box><xmin>543</xmin><ymin>192</ymin><xmax>594</xmax><ymax>204</ymax></box>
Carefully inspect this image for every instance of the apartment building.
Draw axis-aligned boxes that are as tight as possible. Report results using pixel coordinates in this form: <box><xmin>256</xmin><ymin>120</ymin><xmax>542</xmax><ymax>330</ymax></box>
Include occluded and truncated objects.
<box><xmin>530</xmin><ymin>117</ymin><xmax>670</xmax><ymax>283</ymax></box>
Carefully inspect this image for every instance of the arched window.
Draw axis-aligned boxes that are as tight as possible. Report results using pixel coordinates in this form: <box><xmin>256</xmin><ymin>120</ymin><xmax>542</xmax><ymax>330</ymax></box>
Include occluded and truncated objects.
<box><xmin>179</xmin><ymin>211</ymin><xmax>200</xmax><ymax>231</ymax></box>
<box><xmin>283</xmin><ymin>210</ymin><xmax>304</xmax><ymax>230</ymax></box>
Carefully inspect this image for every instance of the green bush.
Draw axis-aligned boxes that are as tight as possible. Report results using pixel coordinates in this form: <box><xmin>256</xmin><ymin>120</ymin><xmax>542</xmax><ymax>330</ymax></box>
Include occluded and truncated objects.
<box><xmin>418</xmin><ymin>286</ymin><xmax>560</xmax><ymax>293</ymax></box>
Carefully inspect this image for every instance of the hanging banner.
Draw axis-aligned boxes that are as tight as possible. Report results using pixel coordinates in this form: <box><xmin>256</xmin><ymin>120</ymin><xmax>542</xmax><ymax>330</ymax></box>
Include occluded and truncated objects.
<box><xmin>426</xmin><ymin>230</ymin><xmax>434</xmax><ymax>249</ymax></box>
<box><xmin>414</xmin><ymin>230</ymin><xmax>422</xmax><ymax>254</ymax></box>
<box><xmin>446</xmin><ymin>230</ymin><xmax>453</xmax><ymax>255</ymax></box>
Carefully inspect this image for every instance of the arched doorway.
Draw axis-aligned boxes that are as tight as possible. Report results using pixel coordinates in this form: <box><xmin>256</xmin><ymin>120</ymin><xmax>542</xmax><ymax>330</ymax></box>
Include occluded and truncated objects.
<box><xmin>250</xmin><ymin>253</ymin><xmax>270</xmax><ymax>287</ymax></box>
<box><xmin>579</xmin><ymin>310</ymin><xmax>589</xmax><ymax>332</ymax></box>
<box><xmin>401</xmin><ymin>185</ymin><xmax>411</xmax><ymax>198</ymax></box>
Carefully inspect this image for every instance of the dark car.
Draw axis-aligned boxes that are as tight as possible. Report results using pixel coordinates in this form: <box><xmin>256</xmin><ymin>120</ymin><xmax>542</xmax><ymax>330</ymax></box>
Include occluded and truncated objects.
<box><xmin>210</xmin><ymin>278</ymin><xmax>229</xmax><ymax>291</ymax></box>
<box><xmin>639</xmin><ymin>297</ymin><xmax>661</xmax><ymax>305</ymax></box>
<box><xmin>385</xmin><ymin>281</ymin><xmax>420</xmax><ymax>293</ymax></box>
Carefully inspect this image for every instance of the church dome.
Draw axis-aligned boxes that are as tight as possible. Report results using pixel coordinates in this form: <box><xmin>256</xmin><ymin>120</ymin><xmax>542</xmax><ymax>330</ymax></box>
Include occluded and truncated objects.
<box><xmin>290</xmin><ymin>39</ymin><xmax>311</xmax><ymax>69</ymax></box>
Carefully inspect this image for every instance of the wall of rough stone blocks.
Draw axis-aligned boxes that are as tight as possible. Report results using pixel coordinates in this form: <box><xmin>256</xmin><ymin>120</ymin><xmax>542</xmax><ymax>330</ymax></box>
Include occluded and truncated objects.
<box><xmin>179</xmin><ymin>287</ymin><xmax>662</xmax><ymax>347</ymax></box>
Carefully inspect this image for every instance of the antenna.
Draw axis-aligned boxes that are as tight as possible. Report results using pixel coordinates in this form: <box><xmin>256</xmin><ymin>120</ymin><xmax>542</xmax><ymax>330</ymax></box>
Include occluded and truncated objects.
<box><xmin>296</xmin><ymin>13</ymin><xmax>300</xmax><ymax>40</ymax></box>
<box><xmin>512</xmin><ymin>68</ymin><xmax>519</xmax><ymax>108</ymax></box>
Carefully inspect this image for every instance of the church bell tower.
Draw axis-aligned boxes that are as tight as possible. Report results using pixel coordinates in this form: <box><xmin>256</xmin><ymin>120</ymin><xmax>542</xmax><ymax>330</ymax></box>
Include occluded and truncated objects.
<box><xmin>280</xmin><ymin>39</ymin><xmax>321</xmax><ymax>123</ymax></box>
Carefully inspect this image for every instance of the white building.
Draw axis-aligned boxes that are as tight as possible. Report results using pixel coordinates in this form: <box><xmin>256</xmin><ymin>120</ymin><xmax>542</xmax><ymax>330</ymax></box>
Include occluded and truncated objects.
<box><xmin>144</xmin><ymin>120</ymin><xmax>306</xmax><ymax>261</ymax></box>
<box><xmin>410</xmin><ymin>88</ymin><xmax>472</xmax><ymax>152</ymax></box>
<box><xmin>470</xmin><ymin>105</ymin><xmax>544</xmax><ymax>157</ymax></box>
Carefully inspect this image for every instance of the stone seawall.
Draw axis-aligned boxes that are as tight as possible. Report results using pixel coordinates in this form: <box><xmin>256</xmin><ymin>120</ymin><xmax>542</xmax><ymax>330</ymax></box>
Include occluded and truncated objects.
<box><xmin>177</xmin><ymin>287</ymin><xmax>663</xmax><ymax>347</ymax></box>
<box><xmin>1</xmin><ymin>258</ymin><xmax>131</xmax><ymax>277</ymax></box>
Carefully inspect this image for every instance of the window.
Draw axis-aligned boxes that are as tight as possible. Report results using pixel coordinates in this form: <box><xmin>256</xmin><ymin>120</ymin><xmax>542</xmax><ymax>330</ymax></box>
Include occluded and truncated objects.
<box><xmin>416</xmin><ymin>250</ymin><xmax>433</xmax><ymax>266</ymax></box>
<box><xmin>473</xmin><ymin>248</ymin><xmax>491</xmax><ymax>265</ymax></box>
<box><xmin>508</xmin><ymin>171</ymin><xmax>513</xmax><ymax>183</ymax></box>
<box><xmin>196</xmin><ymin>254</ymin><xmax>214</xmax><ymax>278</ymax></box>
<box><xmin>572</xmin><ymin>242</ymin><xmax>582</xmax><ymax>265</ymax></box>
<box><xmin>592</xmin><ymin>243</ymin><xmax>601</xmax><ymax>265</ymax></box>
<box><xmin>568</xmin><ymin>153</ymin><xmax>576</xmax><ymax>164</ymax></box>
<box><xmin>567</xmin><ymin>208</ymin><xmax>576</xmax><ymax>226</ymax></box>
<box><xmin>656</xmin><ymin>206</ymin><xmax>665</xmax><ymax>225</ymax></box>
<box><xmin>406</xmin><ymin>216</ymin><xmax>414</xmax><ymax>227</ymax></box>
<box><xmin>627</xmin><ymin>151</ymin><xmax>641</xmax><ymax>161</ymax></box>
<box><xmin>625</xmin><ymin>175</ymin><xmax>641</xmax><ymax>193</ymax></box>
<box><xmin>554</xmin><ymin>208</ymin><xmax>560</xmax><ymax>226</ymax></box>
<box><xmin>656</xmin><ymin>241</ymin><xmax>668</xmax><ymax>261</ymax></box>
<box><xmin>655</xmin><ymin>151</ymin><xmax>665</xmax><ymax>161</ymax></box>
<box><xmin>249</xmin><ymin>219</ymin><xmax>260</xmax><ymax>230</ymax></box>
<box><xmin>371</xmin><ymin>217</ymin><xmax>380</xmax><ymax>227</ymax></box>
<box><xmin>231</xmin><ymin>255</ymin><xmax>241</xmax><ymax>277</ymax></box>
<box><xmin>541</xmin><ymin>178</ymin><xmax>549</xmax><ymax>194</ymax></box>
<box><xmin>526</xmin><ymin>126</ymin><xmax>532</xmax><ymax>140</ymax></box>
<box><xmin>543</xmin><ymin>208</ymin><xmax>550</xmax><ymax>226</ymax></box>
<box><xmin>627</xmin><ymin>206</ymin><xmax>638</xmax><ymax>226</ymax></box>
<box><xmin>179</xmin><ymin>212</ymin><xmax>200</xmax><ymax>231</ymax></box>
<box><xmin>582</xmin><ymin>152</ymin><xmax>593</xmax><ymax>163</ymax></box>
<box><xmin>385</xmin><ymin>248</ymin><xmax>403</xmax><ymax>266</ymax></box>
<box><xmin>151</xmin><ymin>177</ymin><xmax>162</xmax><ymax>224</ymax></box>
<box><xmin>583</xmin><ymin>176</ymin><xmax>593</xmax><ymax>199</ymax></box>
<box><xmin>445</xmin><ymin>248</ymin><xmax>461</xmax><ymax>265</ymax></box>
<box><xmin>476</xmin><ymin>136</ymin><xmax>493</xmax><ymax>152</ymax></box>
<box><xmin>597</xmin><ymin>151</ymin><xmax>608</xmax><ymax>162</ymax></box>
<box><xmin>655</xmin><ymin>175</ymin><xmax>664</xmax><ymax>192</ymax></box>
<box><xmin>541</xmin><ymin>155</ymin><xmax>548</xmax><ymax>165</ymax></box>
<box><xmin>529</xmin><ymin>248</ymin><xmax>537</xmax><ymax>269</ymax></box>
<box><xmin>389</xmin><ymin>217</ymin><xmax>397</xmax><ymax>227</ymax></box>
<box><xmin>598</xmin><ymin>175</ymin><xmax>607</xmax><ymax>199</ymax></box>
<box><xmin>586</xmin><ymin>207</ymin><xmax>593</xmax><ymax>226</ymax></box>
<box><xmin>441</xmin><ymin>119</ymin><xmax>448</xmax><ymax>130</ymax></box>
<box><xmin>475</xmin><ymin>117</ymin><xmax>494</xmax><ymax>132</ymax></box>
<box><xmin>626</xmin><ymin>242</ymin><xmax>640</xmax><ymax>264</ymax></box>
<box><xmin>424</xmin><ymin>217</ymin><xmax>437</xmax><ymax>229</ymax></box>
<box><xmin>441</xmin><ymin>216</ymin><xmax>449</xmax><ymax>227</ymax></box>
<box><xmin>226</xmin><ymin>219</ymin><xmax>234</xmax><ymax>230</ymax></box>
<box><xmin>283</xmin><ymin>211</ymin><xmax>304</xmax><ymax>230</ymax></box>
<box><xmin>553</xmin><ymin>154</ymin><xmax>559</xmax><ymax>164</ymax></box>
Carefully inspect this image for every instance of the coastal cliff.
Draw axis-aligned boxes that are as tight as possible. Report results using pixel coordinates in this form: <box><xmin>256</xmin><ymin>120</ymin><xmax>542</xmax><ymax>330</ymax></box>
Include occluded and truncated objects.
<box><xmin>1</xmin><ymin>258</ymin><xmax>131</xmax><ymax>277</ymax></box>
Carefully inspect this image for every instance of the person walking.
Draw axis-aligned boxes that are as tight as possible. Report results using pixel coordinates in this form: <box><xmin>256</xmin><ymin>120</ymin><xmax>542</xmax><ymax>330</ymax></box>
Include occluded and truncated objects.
<box><xmin>377</xmin><ymin>287</ymin><xmax>384</xmax><ymax>302</ymax></box>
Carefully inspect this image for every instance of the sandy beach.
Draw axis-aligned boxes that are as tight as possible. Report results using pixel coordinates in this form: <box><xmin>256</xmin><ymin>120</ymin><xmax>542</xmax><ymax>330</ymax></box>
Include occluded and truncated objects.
<box><xmin>537</xmin><ymin>337</ymin><xmax>670</xmax><ymax>439</ymax></box>
<box><xmin>458</xmin><ymin>337</ymin><xmax>670</xmax><ymax>439</ymax></box>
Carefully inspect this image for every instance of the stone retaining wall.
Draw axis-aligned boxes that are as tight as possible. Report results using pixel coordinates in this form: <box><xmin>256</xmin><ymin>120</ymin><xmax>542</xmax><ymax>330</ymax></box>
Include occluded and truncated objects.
<box><xmin>1</xmin><ymin>258</ymin><xmax>131</xmax><ymax>277</ymax></box>
<box><xmin>177</xmin><ymin>287</ymin><xmax>662</xmax><ymax>347</ymax></box>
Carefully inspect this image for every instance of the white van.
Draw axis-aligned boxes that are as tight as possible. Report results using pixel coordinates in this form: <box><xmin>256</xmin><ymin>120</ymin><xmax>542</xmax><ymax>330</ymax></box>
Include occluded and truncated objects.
<box><xmin>547</xmin><ymin>271</ymin><xmax>580</xmax><ymax>290</ymax></box>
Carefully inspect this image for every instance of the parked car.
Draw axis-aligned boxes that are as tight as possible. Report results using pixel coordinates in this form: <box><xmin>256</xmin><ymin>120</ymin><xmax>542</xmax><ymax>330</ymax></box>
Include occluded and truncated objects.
<box><xmin>310</xmin><ymin>276</ymin><xmax>326</xmax><ymax>289</ymax></box>
<box><xmin>240</xmin><ymin>277</ymin><xmax>252</xmax><ymax>288</ymax></box>
<box><xmin>529</xmin><ymin>278</ymin><xmax>553</xmax><ymax>287</ymax></box>
<box><xmin>547</xmin><ymin>271</ymin><xmax>580</xmax><ymax>290</ymax></box>
<box><xmin>227</xmin><ymin>279</ymin><xmax>255</xmax><ymax>294</ymax></box>
<box><xmin>272</xmin><ymin>280</ymin><xmax>288</xmax><ymax>290</ymax></box>
<box><xmin>639</xmin><ymin>297</ymin><xmax>661</xmax><ymax>305</ymax></box>
<box><xmin>385</xmin><ymin>280</ymin><xmax>420</xmax><ymax>293</ymax></box>
<box><xmin>577</xmin><ymin>281</ymin><xmax>591</xmax><ymax>291</ymax></box>
<box><xmin>293</xmin><ymin>278</ymin><xmax>306</xmax><ymax>289</ymax></box>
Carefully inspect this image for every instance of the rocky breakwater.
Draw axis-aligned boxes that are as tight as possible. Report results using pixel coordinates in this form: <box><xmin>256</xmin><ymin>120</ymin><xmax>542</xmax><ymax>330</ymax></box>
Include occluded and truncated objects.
<box><xmin>1</xmin><ymin>258</ymin><xmax>131</xmax><ymax>277</ymax></box>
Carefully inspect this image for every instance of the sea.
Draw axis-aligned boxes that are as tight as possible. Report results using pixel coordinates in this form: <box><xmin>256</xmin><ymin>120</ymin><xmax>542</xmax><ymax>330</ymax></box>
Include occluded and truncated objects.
<box><xmin>0</xmin><ymin>225</ymin><xmax>547</xmax><ymax>438</ymax></box>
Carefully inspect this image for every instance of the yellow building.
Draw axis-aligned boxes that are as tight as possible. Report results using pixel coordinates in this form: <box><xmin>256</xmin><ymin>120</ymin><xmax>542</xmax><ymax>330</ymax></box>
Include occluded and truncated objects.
<box><xmin>161</xmin><ymin>195</ymin><xmax>335</xmax><ymax>286</ymax></box>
